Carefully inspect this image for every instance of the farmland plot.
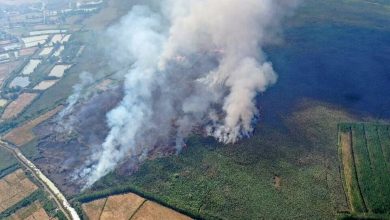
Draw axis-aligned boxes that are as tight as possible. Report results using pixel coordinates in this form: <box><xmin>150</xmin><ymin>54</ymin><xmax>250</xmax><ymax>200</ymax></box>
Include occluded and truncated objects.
<box><xmin>30</xmin><ymin>30</ymin><xmax>67</xmax><ymax>36</ymax></box>
<box><xmin>48</xmin><ymin>65</ymin><xmax>72</xmax><ymax>78</ymax></box>
<box><xmin>6</xmin><ymin>201</ymin><xmax>51</xmax><ymax>220</ymax></box>
<box><xmin>0</xmin><ymin>61</ymin><xmax>22</xmax><ymax>87</ymax></box>
<box><xmin>338</xmin><ymin>123</ymin><xmax>390</xmax><ymax>217</ymax></box>
<box><xmin>33</xmin><ymin>80</ymin><xmax>59</xmax><ymax>91</ymax></box>
<box><xmin>21</xmin><ymin>35</ymin><xmax>49</xmax><ymax>48</ymax></box>
<box><xmin>1</xmin><ymin>93</ymin><xmax>37</xmax><ymax>120</ymax></box>
<box><xmin>21</xmin><ymin>59</ymin><xmax>41</xmax><ymax>75</ymax></box>
<box><xmin>82</xmin><ymin>192</ymin><xmax>191</xmax><ymax>220</ymax></box>
<box><xmin>9</xmin><ymin>76</ymin><xmax>30</xmax><ymax>88</ymax></box>
<box><xmin>60</xmin><ymin>35</ymin><xmax>72</xmax><ymax>44</ymax></box>
<box><xmin>0</xmin><ymin>169</ymin><xmax>38</xmax><ymax>213</ymax></box>
<box><xmin>19</xmin><ymin>47</ymin><xmax>38</xmax><ymax>57</ymax></box>
<box><xmin>49</xmin><ymin>34</ymin><xmax>64</xmax><ymax>46</ymax></box>
<box><xmin>53</xmin><ymin>46</ymin><xmax>64</xmax><ymax>57</ymax></box>
<box><xmin>4</xmin><ymin>106</ymin><xmax>62</xmax><ymax>146</ymax></box>
<box><xmin>39</xmin><ymin>47</ymin><xmax>54</xmax><ymax>56</ymax></box>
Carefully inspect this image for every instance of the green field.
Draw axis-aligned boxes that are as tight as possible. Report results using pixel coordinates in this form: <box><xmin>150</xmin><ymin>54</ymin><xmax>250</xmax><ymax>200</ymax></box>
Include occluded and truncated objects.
<box><xmin>0</xmin><ymin>148</ymin><xmax>18</xmax><ymax>178</ymax></box>
<box><xmin>338</xmin><ymin>123</ymin><xmax>390</xmax><ymax>219</ymax></box>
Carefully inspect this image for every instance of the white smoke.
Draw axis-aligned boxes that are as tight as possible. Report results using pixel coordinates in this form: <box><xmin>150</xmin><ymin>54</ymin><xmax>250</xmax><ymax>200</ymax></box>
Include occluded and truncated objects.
<box><xmin>81</xmin><ymin>0</ymin><xmax>298</xmax><ymax>188</ymax></box>
<box><xmin>56</xmin><ymin>72</ymin><xmax>95</xmax><ymax>133</ymax></box>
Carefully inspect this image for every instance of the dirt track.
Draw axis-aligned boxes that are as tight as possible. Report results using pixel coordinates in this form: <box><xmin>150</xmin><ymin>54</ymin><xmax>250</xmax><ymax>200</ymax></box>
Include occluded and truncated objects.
<box><xmin>0</xmin><ymin>140</ymin><xmax>80</xmax><ymax>220</ymax></box>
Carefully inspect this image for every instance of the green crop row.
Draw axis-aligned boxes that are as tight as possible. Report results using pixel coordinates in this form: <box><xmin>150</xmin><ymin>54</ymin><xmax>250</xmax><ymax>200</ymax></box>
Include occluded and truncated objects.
<box><xmin>338</xmin><ymin>125</ymin><xmax>366</xmax><ymax>213</ymax></box>
<box><xmin>350</xmin><ymin>124</ymin><xmax>375</xmax><ymax>212</ymax></box>
<box><xmin>340</xmin><ymin>123</ymin><xmax>390</xmax><ymax>214</ymax></box>
<box><xmin>377</xmin><ymin>125</ymin><xmax>390</xmax><ymax>169</ymax></box>
<box><xmin>363</xmin><ymin>125</ymin><xmax>390</xmax><ymax>213</ymax></box>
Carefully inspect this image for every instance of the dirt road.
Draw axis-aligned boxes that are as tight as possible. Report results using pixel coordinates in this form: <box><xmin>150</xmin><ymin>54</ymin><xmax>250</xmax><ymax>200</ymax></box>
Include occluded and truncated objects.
<box><xmin>0</xmin><ymin>140</ymin><xmax>80</xmax><ymax>220</ymax></box>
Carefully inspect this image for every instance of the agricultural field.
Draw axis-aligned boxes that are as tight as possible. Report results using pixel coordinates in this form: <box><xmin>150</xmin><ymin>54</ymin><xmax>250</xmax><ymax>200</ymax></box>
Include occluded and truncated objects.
<box><xmin>39</xmin><ymin>47</ymin><xmax>54</xmax><ymax>56</ymax></box>
<box><xmin>81</xmin><ymin>192</ymin><xmax>191</xmax><ymax>220</ymax></box>
<box><xmin>21</xmin><ymin>35</ymin><xmax>49</xmax><ymax>48</ymax></box>
<box><xmin>21</xmin><ymin>59</ymin><xmax>41</xmax><ymax>75</ymax></box>
<box><xmin>48</xmin><ymin>65</ymin><xmax>72</xmax><ymax>78</ymax></box>
<box><xmin>1</xmin><ymin>93</ymin><xmax>37</xmax><ymax>120</ymax></box>
<box><xmin>3</xmin><ymin>106</ymin><xmax>62</xmax><ymax>146</ymax></box>
<box><xmin>0</xmin><ymin>169</ymin><xmax>38</xmax><ymax>213</ymax></box>
<box><xmin>19</xmin><ymin>47</ymin><xmax>38</xmax><ymax>57</ymax></box>
<box><xmin>132</xmin><ymin>201</ymin><xmax>192</xmax><ymax>220</ymax></box>
<box><xmin>33</xmin><ymin>80</ymin><xmax>59</xmax><ymax>91</ymax></box>
<box><xmin>0</xmin><ymin>147</ymin><xmax>18</xmax><ymax>178</ymax></box>
<box><xmin>49</xmin><ymin>34</ymin><xmax>64</xmax><ymax>46</ymax></box>
<box><xmin>338</xmin><ymin>123</ymin><xmax>390</xmax><ymax>219</ymax></box>
<box><xmin>53</xmin><ymin>46</ymin><xmax>64</xmax><ymax>57</ymax></box>
<box><xmin>9</xmin><ymin>76</ymin><xmax>30</xmax><ymax>88</ymax></box>
<box><xmin>0</xmin><ymin>61</ymin><xmax>22</xmax><ymax>87</ymax></box>
<box><xmin>6</xmin><ymin>201</ymin><xmax>51</xmax><ymax>220</ymax></box>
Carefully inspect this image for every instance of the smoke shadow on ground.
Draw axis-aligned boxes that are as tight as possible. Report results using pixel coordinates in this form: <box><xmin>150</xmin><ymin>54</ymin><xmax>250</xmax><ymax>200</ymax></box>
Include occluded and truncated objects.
<box><xmin>260</xmin><ymin>23</ymin><xmax>390</xmax><ymax>127</ymax></box>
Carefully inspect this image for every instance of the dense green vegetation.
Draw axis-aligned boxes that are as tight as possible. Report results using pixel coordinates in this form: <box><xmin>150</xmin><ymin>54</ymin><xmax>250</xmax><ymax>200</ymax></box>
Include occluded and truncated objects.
<box><xmin>338</xmin><ymin>125</ymin><xmax>366</xmax><ymax>213</ymax></box>
<box><xmin>76</xmin><ymin>104</ymin><xmax>351</xmax><ymax>219</ymax></box>
<box><xmin>0</xmin><ymin>147</ymin><xmax>18</xmax><ymax>178</ymax></box>
<box><xmin>338</xmin><ymin>123</ymin><xmax>390</xmax><ymax>218</ymax></box>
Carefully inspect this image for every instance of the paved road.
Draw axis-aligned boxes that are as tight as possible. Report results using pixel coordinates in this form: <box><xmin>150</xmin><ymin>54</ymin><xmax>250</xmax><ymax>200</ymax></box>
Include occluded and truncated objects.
<box><xmin>0</xmin><ymin>140</ymin><xmax>80</xmax><ymax>220</ymax></box>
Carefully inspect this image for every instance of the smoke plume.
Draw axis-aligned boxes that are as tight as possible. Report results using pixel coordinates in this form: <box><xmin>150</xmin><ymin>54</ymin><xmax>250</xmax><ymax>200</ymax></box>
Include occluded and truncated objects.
<box><xmin>81</xmin><ymin>0</ymin><xmax>298</xmax><ymax>187</ymax></box>
<box><xmin>56</xmin><ymin>72</ymin><xmax>95</xmax><ymax>133</ymax></box>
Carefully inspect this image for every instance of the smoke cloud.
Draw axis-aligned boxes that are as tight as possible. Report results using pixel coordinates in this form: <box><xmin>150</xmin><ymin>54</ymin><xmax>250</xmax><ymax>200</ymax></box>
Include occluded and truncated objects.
<box><xmin>56</xmin><ymin>72</ymin><xmax>95</xmax><ymax>133</ymax></box>
<box><xmin>80</xmin><ymin>0</ymin><xmax>298</xmax><ymax>188</ymax></box>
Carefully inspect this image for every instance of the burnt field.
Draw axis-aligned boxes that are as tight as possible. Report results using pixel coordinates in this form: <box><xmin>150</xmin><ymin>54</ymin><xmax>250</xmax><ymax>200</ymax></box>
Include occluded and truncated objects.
<box><xmin>32</xmin><ymin>88</ymin><xmax>123</xmax><ymax>195</ymax></box>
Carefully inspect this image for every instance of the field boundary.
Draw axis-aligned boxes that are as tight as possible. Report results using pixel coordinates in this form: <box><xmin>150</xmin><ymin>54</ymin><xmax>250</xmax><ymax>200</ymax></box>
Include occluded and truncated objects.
<box><xmin>338</xmin><ymin>122</ymin><xmax>390</xmax><ymax>218</ymax></box>
<box><xmin>73</xmin><ymin>184</ymin><xmax>223</xmax><ymax>220</ymax></box>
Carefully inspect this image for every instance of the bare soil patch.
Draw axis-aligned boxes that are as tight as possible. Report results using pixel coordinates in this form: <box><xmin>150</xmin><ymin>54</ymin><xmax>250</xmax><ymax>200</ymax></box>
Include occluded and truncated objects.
<box><xmin>273</xmin><ymin>175</ymin><xmax>281</xmax><ymax>190</ymax></box>
<box><xmin>1</xmin><ymin>93</ymin><xmax>38</xmax><ymax>120</ymax></box>
<box><xmin>33</xmin><ymin>80</ymin><xmax>59</xmax><ymax>91</ymax></box>
<box><xmin>4</xmin><ymin>106</ymin><xmax>62</xmax><ymax>146</ymax></box>
<box><xmin>0</xmin><ymin>169</ymin><xmax>38</xmax><ymax>213</ymax></box>
<box><xmin>132</xmin><ymin>201</ymin><xmax>192</xmax><ymax>220</ymax></box>
<box><xmin>100</xmin><ymin>193</ymin><xmax>145</xmax><ymax>220</ymax></box>
<box><xmin>82</xmin><ymin>198</ymin><xmax>106</xmax><ymax>220</ymax></box>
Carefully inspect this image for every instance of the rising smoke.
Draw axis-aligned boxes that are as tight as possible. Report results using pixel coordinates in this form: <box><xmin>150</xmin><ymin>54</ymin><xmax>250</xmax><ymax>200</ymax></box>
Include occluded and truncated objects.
<box><xmin>56</xmin><ymin>72</ymin><xmax>95</xmax><ymax>133</ymax></box>
<box><xmin>80</xmin><ymin>0</ymin><xmax>299</xmax><ymax>188</ymax></box>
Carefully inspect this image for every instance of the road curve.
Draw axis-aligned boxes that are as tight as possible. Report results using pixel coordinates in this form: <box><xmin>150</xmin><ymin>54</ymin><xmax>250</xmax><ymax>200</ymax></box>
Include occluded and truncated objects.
<box><xmin>0</xmin><ymin>140</ymin><xmax>80</xmax><ymax>220</ymax></box>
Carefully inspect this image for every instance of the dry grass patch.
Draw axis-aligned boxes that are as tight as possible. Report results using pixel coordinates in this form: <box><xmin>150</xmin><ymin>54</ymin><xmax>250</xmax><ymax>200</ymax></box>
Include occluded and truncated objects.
<box><xmin>1</xmin><ymin>93</ymin><xmax>38</xmax><ymax>120</ymax></box>
<box><xmin>19</xmin><ymin>47</ymin><xmax>38</xmax><ymax>57</ymax></box>
<box><xmin>6</xmin><ymin>201</ymin><xmax>51</xmax><ymax>220</ymax></box>
<box><xmin>0</xmin><ymin>61</ymin><xmax>22</xmax><ymax>87</ymax></box>
<box><xmin>100</xmin><ymin>193</ymin><xmax>145</xmax><ymax>220</ymax></box>
<box><xmin>4</xmin><ymin>106</ymin><xmax>62</xmax><ymax>146</ymax></box>
<box><xmin>33</xmin><ymin>80</ymin><xmax>59</xmax><ymax>91</ymax></box>
<box><xmin>82</xmin><ymin>198</ymin><xmax>106</xmax><ymax>220</ymax></box>
<box><xmin>273</xmin><ymin>175</ymin><xmax>281</xmax><ymax>190</ymax></box>
<box><xmin>0</xmin><ymin>169</ymin><xmax>38</xmax><ymax>213</ymax></box>
<box><xmin>132</xmin><ymin>201</ymin><xmax>192</xmax><ymax>220</ymax></box>
<box><xmin>48</xmin><ymin>65</ymin><xmax>71</xmax><ymax>78</ymax></box>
